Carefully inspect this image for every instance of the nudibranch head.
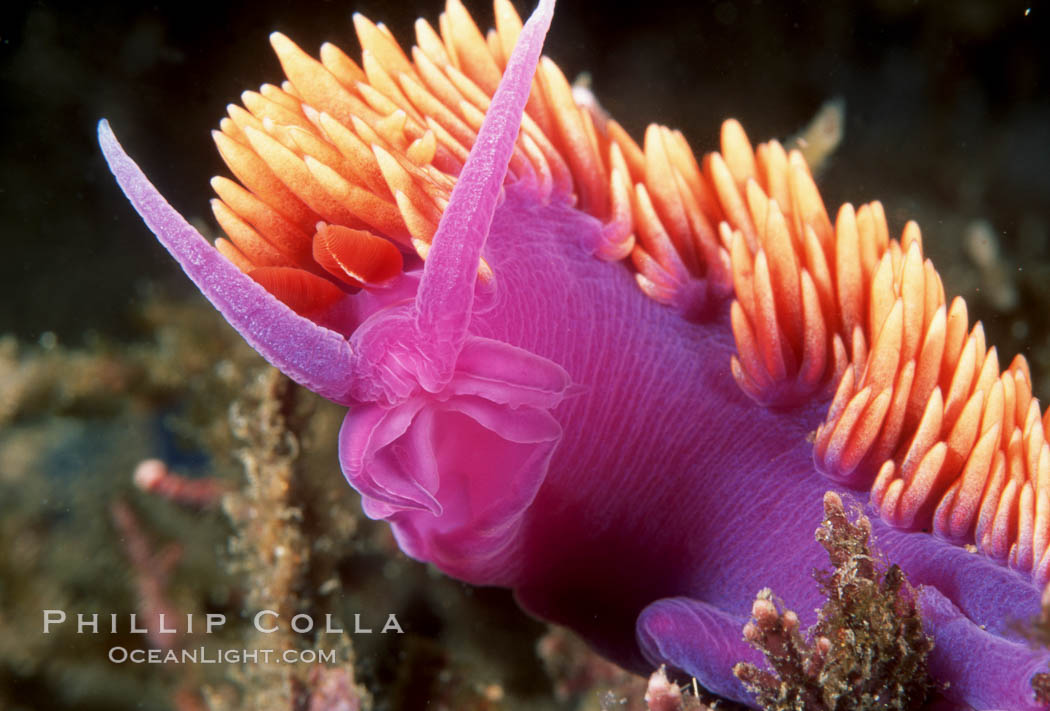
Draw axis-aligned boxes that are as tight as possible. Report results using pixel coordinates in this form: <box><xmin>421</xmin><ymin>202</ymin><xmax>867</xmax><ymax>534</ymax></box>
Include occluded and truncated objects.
<box><xmin>100</xmin><ymin>0</ymin><xmax>1050</xmax><ymax>708</ymax></box>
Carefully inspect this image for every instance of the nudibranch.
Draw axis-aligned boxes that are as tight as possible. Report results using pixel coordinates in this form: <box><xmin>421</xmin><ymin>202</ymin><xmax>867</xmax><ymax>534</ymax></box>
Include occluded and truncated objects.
<box><xmin>99</xmin><ymin>0</ymin><xmax>1050</xmax><ymax>707</ymax></box>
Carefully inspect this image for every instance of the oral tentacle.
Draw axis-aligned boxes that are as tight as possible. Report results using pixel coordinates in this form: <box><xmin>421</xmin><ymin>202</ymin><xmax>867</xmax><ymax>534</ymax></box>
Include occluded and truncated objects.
<box><xmin>97</xmin><ymin>120</ymin><xmax>357</xmax><ymax>404</ymax></box>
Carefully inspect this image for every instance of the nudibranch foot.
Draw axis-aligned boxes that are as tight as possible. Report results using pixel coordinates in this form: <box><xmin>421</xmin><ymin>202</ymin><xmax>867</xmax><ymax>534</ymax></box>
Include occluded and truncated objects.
<box><xmin>638</xmin><ymin>493</ymin><xmax>1050</xmax><ymax>710</ymax></box>
<box><xmin>640</xmin><ymin>580</ymin><xmax>1050</xmax><ymax>710</ymax></box>
<box><xmin>637</xmin><ymin>597</ymin><xmax>760</xmax><ymax>705</ymax></box>
<box><xmin>919</xmin><ymin>585</ymin><xmax>1050</xmax><ymax>711</ymax></box>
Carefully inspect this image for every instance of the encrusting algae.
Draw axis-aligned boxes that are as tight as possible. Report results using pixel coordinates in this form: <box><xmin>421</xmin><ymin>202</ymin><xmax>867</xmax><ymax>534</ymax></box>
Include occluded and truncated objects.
<box><xmin>734</xmin><ymin>493</ymin><xmax>935</xmax><ymax>711</ymax></box>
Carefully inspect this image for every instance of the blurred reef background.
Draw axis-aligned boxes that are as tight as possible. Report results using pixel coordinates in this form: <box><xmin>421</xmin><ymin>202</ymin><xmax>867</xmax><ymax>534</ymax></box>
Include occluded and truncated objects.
<box><xmin>1</xmin><ymin>0</ymin><xmax>1049</xmax><ymax>709</ymax></box>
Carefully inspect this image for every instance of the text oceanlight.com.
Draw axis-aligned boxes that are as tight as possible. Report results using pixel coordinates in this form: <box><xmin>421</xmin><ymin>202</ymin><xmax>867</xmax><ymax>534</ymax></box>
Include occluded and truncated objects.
<box><xmin>43</xmin><ymin>609</ymin><xmax>404</xmax><ymax>665</ymax></box>
<box><xmin>107</xmin><ymin>647</ymin><xmax>338</xmax><ymax>665</ymax></box>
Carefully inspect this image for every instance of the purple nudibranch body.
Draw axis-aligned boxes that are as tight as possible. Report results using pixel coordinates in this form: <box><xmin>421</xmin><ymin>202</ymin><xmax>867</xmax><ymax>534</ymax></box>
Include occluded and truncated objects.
<box><xmin>99</xmin><ymin>0</ymin><xmax>1050</xmax><ymax>708</ymax></box>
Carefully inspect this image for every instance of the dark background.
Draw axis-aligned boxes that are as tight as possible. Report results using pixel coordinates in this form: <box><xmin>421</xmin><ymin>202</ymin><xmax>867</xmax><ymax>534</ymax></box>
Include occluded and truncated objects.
<box><xmin>2</xmin><ymin>0</ymin><xmax>1049</xmax><ymax>376</ymax></box>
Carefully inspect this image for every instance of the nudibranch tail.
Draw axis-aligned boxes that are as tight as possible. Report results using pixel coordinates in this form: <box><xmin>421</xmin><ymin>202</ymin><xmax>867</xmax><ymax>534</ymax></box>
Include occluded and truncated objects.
<box><xmin>97</xmin><ymin>120</ymin><xmax>356</xmax><ymax>404</ymax></box>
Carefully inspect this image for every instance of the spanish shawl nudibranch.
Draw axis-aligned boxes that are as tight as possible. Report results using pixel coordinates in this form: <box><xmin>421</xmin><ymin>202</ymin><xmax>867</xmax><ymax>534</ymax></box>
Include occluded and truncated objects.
<box><xmin>99</xmin><ymin>0</ymin><xmax>1050</xmax><ymax>707</ymax></box>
